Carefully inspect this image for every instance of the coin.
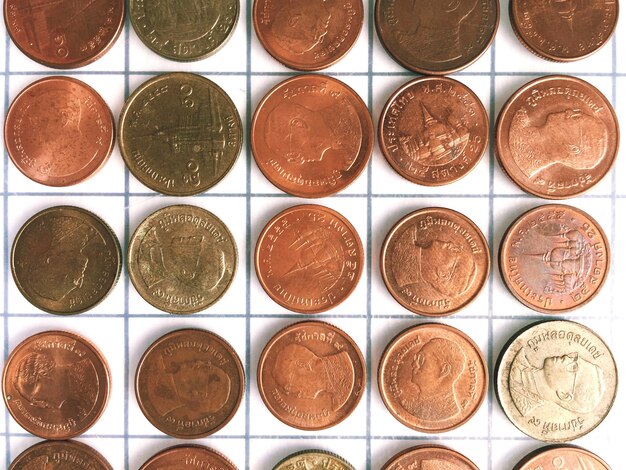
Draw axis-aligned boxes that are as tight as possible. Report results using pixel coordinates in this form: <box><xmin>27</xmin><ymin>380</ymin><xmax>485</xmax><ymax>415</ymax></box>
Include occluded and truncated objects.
<box><xmin>513</xmin><ymin>445</ymin><xmax>611</xmax><ymax>470</ymax></box>
<box><xmin>273</xmin><ymin>450</ymin><xmax>356</xmax><ymax>470</ymax></box>
<box><xmin>130</xmin><ymin>0</ymin><xmax>238</xmax><ymax>61</ymax></box>
<box><xmin>4</xmin><ymin>0</ymin><xmax>124</xmax><ymax>69</ymax></box>
<box><xmin>510</xmin><ymin>0</ymin><xmax>618</xmax><ymax>62</ymax></box>
<box><xmin>128</xmin><ymin>205</ymin><xmax>237</xmax><ymax>314</ymax></box>
<box><xmin>119</xmin><ymin>73</ymin><xmax>243</xmax><ymax>196</ymax></box>
<box><xmin>135</xmin><ymin>328</ymin><xmax>244</xmax><ymax>438</ymax></box>
<box><xmin>381</xmin><ymin>445</ymin><xmax>479</xmax><ymax>470</ymax></box>
<box><xmin>9</xmin><ymin>440</ymin><xmax>113</xmax><ymax>470</ymax></box>
<box><xmin>381</xmin><ymin>207</ymin><xmax>489</xmax><ymax>316</ymax></box>
<box><xmin>5</xmin><ymin>77</ymin><xmax>115</xmax><ymax>187</ymax></box>
<box><xmin>251</xmin><ymin>75</ymin><xmax>373</xmax><ymax>198</ymax></box>
<box><xmin>11</xmin><ymin>206</ymin><xmax>122</xmax><ymax>315</ymax></box>
<box><xmin>253</xmin><ymin>0</ymin><xmax>363</xmax><ymax>71</ymax></box>
<box><xmin>2</xmin><ymin>330</ymin><xmax>111</xmax><ymax>439</ymax></box>
<box><xmin>496</xmin><ymin>75</ymin><xmax>619</xmax><ymax>199</ymax></box>
<box><xmin>257</xmin><ymin>320</ymin><xmax>366</xmax><ymax>430</ymax></box>
<box><xmin>255</xmin><ymin>204</ymin><xmax>363</xmax><ymax>313</ymax></box>
<box><xmin>375</xmin><ymin>0</ymin><xmax>499</xmax><ymax>74</ymax></box>
<box><xmin>379</xmin><ymin>323</ymin><xmax>488</xmax><ymax>433</ymax></box>
<box><xmin>499</xmin><ymin>204</ymin><xmax>610</xmax><ymax>313</ymax></box>
<box><xmin>496</xmin><ymin>320</ymin><xmax>617</xmax><ymax>442</ymax></box>
<box><xmin>139</xmin><ymin>445</ymin><xmax>237</xmax><ymax>470</ymax></box>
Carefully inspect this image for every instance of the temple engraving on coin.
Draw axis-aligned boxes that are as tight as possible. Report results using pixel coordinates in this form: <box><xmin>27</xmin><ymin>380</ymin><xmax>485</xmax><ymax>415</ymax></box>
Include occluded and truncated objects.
<box><xmin>273</xmin><ymin>450</ymin><xmax>356</xmax><ymax>470</ymax></box>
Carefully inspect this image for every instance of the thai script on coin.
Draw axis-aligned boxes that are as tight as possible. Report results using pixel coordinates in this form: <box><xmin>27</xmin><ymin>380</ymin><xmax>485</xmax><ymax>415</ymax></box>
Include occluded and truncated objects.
<box><xmin>513</xmin><ymin>445</ymin><xmax>612</xmax><ymax>470</ymax></box>
<box><xmin>139</xmin><ymin>444</ymin><xmax>237</xmax><ymax>470</ymax></box>
<box><xmin>273</xmin><ymin>450</ymin><xmax>356</xmax><ymax>470</ymax></box>
<box><xmin>9</xmin><ymin>440</ymin><xmax>113</xmax><ymax>470</ymax></box>
<box><xmin>381</xmin><ymin>445</ymin><xmax>480</xmax><ymax>470</ymax></box>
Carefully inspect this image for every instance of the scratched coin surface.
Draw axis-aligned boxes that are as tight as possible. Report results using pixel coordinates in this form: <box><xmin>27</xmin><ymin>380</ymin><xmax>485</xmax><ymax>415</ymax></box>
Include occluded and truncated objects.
<box><xmin>11</xmin><ymin>206</ymin><xmax>122</xmax><ymax>315</ymax></box>
<box><xmin>258</xmin><ymin>321</ymin><xmax>366</xmax><ymax>430</ymax></box>
<box><xmin>510</xmin><ymin>0</ymin><xmax>619</xmax><ymax>62</ymax></box>
<box><xmin>135</xmin><ymin>328</ymin><xmax>244</xmax><ymax>438</ymax></box>
<box><xmin>119</xmin><ymin>72</ymin><xmax>242</xmax><ymax>196</ymax></box>
<box><xmin>496</xmin><ymin>320</ymin><xmax>617</xmax><ymax>442</ymax></box>
<box><xmin>128</xmin><ymin>205</ymin><xmax>237</xmax><ymax>314</ymax></box>
<box><xmin>130</xmin><ymin>0</ymin><xmax>238</xmax><ymax>61</ymax></box>
<box><xmin>253</xmin><ymin>0</ymin><xmax>363</xmax><ymax>70</ymax></box>
<box><xmin>496</xmin><ymin>76</ymin><xmax>619</xmax><ymax>199</ymax></box>
<box><xmin>251</xmin><ymin>75</ymin><xmax>373</xmax><ymax>198</ymax></box>
<box><xmin>381</xmin><ymin>208</ymin><xmax>489</xmax><ymax>316</ymax></box>
<box><xmin>513</xmin><ymin>445</ymin><xmax>611</xmax><ymax>470</ymax></box>
<box><xmin>9</xmin><ymin>440</ymin><xmax>113</xmax><ymax>470</ymax></box>
<box><xmin>499</xmin><ymin>204</ymin><xmax>610</xmax><ymax>313</ymax></box>
<box><xmin>273</xmin><ymin>450</ymin><xmax>355</xmax><ymax>470</ymax></box>
<box><xmin>139</xmin><ymin>445</ymin><xmax>237</xmax><ymax>470</ymax></box>
<box><xmin>381</xmin><ymin>445</ymin><xmax>479</xmax><ymax>470</ymax></box>
<box><xmin>375</xmin><ymin>0</ymin><xmax>499</xmax><ymax>74</ymax></box>
<box><xmin>255</xmin><ymin>204</ymin><xmax>363</xmax><ymax>313</ymax></box>
<box><xmin>379</xmin><ymin>323</ymin><xmax>488</xmax><ymax>433</ymax></box>
<box><xmin>2</xmin><ymin>330</ymin><xmax>111</xmax><ymax>439</ymax></box>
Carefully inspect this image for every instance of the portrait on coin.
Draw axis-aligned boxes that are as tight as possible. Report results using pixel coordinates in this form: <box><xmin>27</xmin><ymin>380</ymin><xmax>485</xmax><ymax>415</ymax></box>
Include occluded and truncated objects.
<box><xmin>271</xmin><ymin>0</ymin><xmax>331</xmax><ymax>55</ymax></box>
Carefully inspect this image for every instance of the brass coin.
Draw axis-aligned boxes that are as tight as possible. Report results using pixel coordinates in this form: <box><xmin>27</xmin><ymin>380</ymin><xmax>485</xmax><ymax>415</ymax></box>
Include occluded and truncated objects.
<box><xmin>11</xmin><ymin>206</ymin><xmax>122</xmax><ymax>315</ymax></box>
<box><xmin>128</xmin><ymin>204</ymin><xmax>237</xmax><ymax>314</ymax></box>
<box><xmin>139</xmin><ymin>445</ymin><xmax>237</xmax><ymax>470</ymax></box>
<box><xmin>381</xmin><ymin>445</ymin><xmax>479</xmax><ymax>470</ymax></box>
<box><xmin>2</xmin><ymin>330</ymin><xmax>111</xmax><ymax>439</ymax></box>
<box><xmin>273</xmin><ymin>450</ymin><xmax>356</xmax><ymax>470</ymax></box>
<box><xmin>135</xmin><ymin>328</ymin><xmax>244</xmax><ymax>438</ymax></box>
<box><xmin>9</xmin><ymin>440</ymin><xmax>113</xmax><ymax>470</ymax></box>
<box><xmin>496</xmin><ymin>320</ymin><xmax>617</xmax><ymax>442</ymax></box>
<box><xmin>513</xmin><ymin>445</ymin><xmax>611</xmax><ymax>470</ymax></box>
<box><xmin>119</xmin><ymin>73</ymin><xmax>243</xmax><ymax>196</ymax></box>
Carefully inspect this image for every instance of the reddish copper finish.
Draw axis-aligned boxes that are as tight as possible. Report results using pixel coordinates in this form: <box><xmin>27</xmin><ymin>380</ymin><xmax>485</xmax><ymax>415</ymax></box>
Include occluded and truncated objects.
<box><xmin>139</xmin><ymin>445</ymin><xmax>237</xmax><ymax>470</ymax></box>
<box><xmin>513</xmin><ymin>445</ymin><xmax>611</xmax><ymax>470</ymax></box>
<box><xmin>9</xmin><ymin>440</ymin><xmax>113</xmax><ymax>470</ymax></box>
<box><xmin>381</xmin><ymin>445</ymin><xmax>479</xmax><ymax>470</ymax></box>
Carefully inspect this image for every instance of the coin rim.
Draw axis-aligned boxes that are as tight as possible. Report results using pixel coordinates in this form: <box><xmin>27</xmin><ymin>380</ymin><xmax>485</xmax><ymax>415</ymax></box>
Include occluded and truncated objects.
<box><xmin>511</xmin><ymin>444</ymin><xmax>612</xmax><ymax>470</ymax></box>
<box><xmin>272</xmin><ymin>449</ymin><xmax>356</xmax><ymax>470</ymax></box>
<box><xmin>138</xmin><ymin>444</ymin><xmax>238</xmax><ymax>470</ymax></box>
<box><xmin>381</xmin><ymin>444</ymin><xmax>480</xmax><ymax>470</ymax></box>
<box><xmin>8</xmin><ymin>439</ymin><xmax>114</xmax><ymax>470</ymax></box>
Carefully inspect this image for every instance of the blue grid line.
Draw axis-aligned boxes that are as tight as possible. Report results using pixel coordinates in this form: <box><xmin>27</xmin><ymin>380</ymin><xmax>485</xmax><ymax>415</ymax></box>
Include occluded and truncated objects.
<box><xmin>3</xmin><ymin>27</ymin><xmax>11</xmax><ymax>469</ymax></box>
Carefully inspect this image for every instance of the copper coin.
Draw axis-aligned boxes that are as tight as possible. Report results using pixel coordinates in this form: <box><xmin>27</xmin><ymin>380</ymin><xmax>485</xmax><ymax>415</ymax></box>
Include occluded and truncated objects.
<box><xmin>499</xmin><ymin>204</ymin><xmax>610</xmax><ymax>313</ymax></box>
<box><xmin>253</xmin><ymin>0</ymin><xmax>363</xmax><ymax>71</ymax></box>
<box><xmin>510</xmin><ymin>0</ymin><xmax>619</xmax><ymax>62</ymax></box>
<box><xmin>375</xmin><ymin>0</ymin><xmax>499</xmax><ymax>75</ymax></box>
<box><xmin>496</xmin><ymin>320</ymin><xmax>617</xmax><ymax>442</ymax></box>
<box><xmin>2</xmin><ymin>330</ymin><xmax>111</xmax><ymax>439</ymax></box>
<box><xmin>513</xmin><ymin>445</ymin><xmax>611</xmax><ymax>470</ymax></box>
<box><xmin>251</xmin><ymin>75</ymin><xmax>373</xmax><ymax>198</ymax></box>
<box><xmin>378</xmin><ymin>323</ymin><xmax>488</xmax><ymax>433</ymax></box>
<box><xmin>381</xmin><ymin>445</ymin><xmax>479</xmax><ymax>470</ymax></box>
<box><xmin>273</xmin><ymin>450</ymin><xmax>356</xmax><ymax>470</ymax></box>
<box><xmin>381</xmin><ymin>207</ymin><xmax>490</xmax><ymax>316</ymax></box>
<box><xmin>496</xmin><ymin>75</ymin><xmax>619</xmax><ymax>199</ymax></box>
<box><xmin>257</xmin><ymin>320</ymin><xmax>366</xmax><ymax>430</ymax></box>
<box><xmin>139</xmin><ymin>445</ymin><xmax>237</xmax><ymax>470</ymax></box>
<box><xmin>255</xmin><ymin>204</ymin><xmax>363</xmax><ymax>313</ymax></box>
<box><xmin>135</xmin><ymin>328</ymin><xmax>244</xmax><ymax>438</ymax></box>
<box><xmin>11</xmin><ymin>206</ymin><xmax>122</xmax><ymax>315</ymax></box>
<box><xmin>5</xmin><ymin>77</ymin><xmax>115</xmax><ymax>187</ymax></box>
<box><xmin>9</xmin><ymin>440</ymin><xmax>113</xmax><ymax>470</ymax></box>
<box><xmin>4</xmin><ymin>0</ymin><xmax>124</xmax><ymax>69</ymax></box>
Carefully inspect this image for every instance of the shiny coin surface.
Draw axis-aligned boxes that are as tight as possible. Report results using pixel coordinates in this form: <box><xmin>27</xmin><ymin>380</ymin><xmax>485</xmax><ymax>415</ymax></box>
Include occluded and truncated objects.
<box><xmin>381</xmin><ymin>207</ymin><xmax>489</xmax><ymax>316</ymax></box>
<box><xmin>499</xmin><ymin>204</ymin><xmax>610</xmax><ymax>313</ymax></box>
<box><xmin>135</xmin><ymin>328</ymin><xmax>244</xmax><ymax>438</ymax></box>
<box><xmin>379</xmin><ymin>323</ymin><xmax>488</xmax><ymax>433</ymax></box>
<box><xmin>496</xmin><ymin>320</ymin><xmax>617</xmax><ymax>442</ymax></box>
<box><xmin>381</xmin><ymin>445</ymin><xmax>479</xmax><ymax>470</ymax></box>
<box><xmin>251</xmin><ymin>75</ymin><xmax>373</xmax><ymax>198</ymax></box>
<box><xmin>255</xmin><ymin>204</ymin><xmax>363</xmax><ymax>313</ymax></box>
<box><xmin>11</xmin><ymin>206</ymin><xmax>122</xmax><ymax>314</ymax></box>
<box><xmin>130</xmin><ymin>0</ymin><xmax>238</xmax><ymax>61</ymax></box>
<box><xmin>513</xmin><ymin>445</ymin><xmax>611</xmax><ymax>470</ymax></box>
<box><xmin>379</xmin><ymin>76</ymin><xmax>489</xmax><ymax>186</ymax></box>
<box><xmin>375</xmin><ymin>0</ymin><xmax>499</xmax><ymax>74</ymax></box>
<box><xmin>510</xmin><ymin>0</ymin><xmax>619</xmax><ymax>62</ymax></box>
<box><xmin>273</xmin><ymin>450</ymin><xmax>355</xmax><ymax>470</ymax></box>
<box><xmin>2</xmin><ymin>331</ymin><xmax>111</xmax><ymax>439</ymax></box>
<box><xmin>496</xmin><ymin>75</ymin><xmax>619</xmax><ymax>199</ymax></box>
<box><xmin>258</xmin><ymin>321</ymin><xmax>366</xmax><ymax>430</ymax></box>
<box><xmin>9</xmin><ymin>440</ymin><xmax>113</xmax><ymax>470</ymax></box>
<box><xmin>5</xmin><ymin>77</ymin><xmax>115</xmax><ymax>187</ymax></box>
<box><xmin>4</xmin><ymin>0</ymin><xmax>124</xmax><ymax>68</ymax></box>
<box><xmin>139</xmin><ymin>445</ymin><xmax>237</xmax><ymax>470</ymax></box>
<box><xmin>119</xmin><ymin>73</ymin><xmax>242</xmax><ymax>196</ymax></box>
<box><xmin>253</xmin><ymin>0</ymin><xmax>363</xmax><ymax>70</ymax></box>
<box><xmin>128</xmin><ymin>205</ymin><xmax>237</xmax><ymax>314</ymax></box>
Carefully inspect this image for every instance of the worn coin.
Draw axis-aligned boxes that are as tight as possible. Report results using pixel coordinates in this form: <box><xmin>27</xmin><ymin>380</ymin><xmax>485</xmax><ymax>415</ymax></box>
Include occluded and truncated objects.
<box><xmin>381</xmin><ymin>445</ymin><xmax>479</xmax><ymax>470</ymax></box>
<box><xmin>119</xmin><ymin>73</ymin><xmax>242</xmax><ymax>196</ymax></box>
<box><xmin>12</xmin><ymin>206</ymin><xmax>122</xmax><ymax>314</ymax></box>
<box><xmin>2</xmin><ymin>330</ymin><xmax>111</xmax><ymax>439</ymax></box>
<box><xmin>499</xmin><ymin>204</ymin><xmax>610</xmax><ymax>313</ymax></box>
<box><xmin>258</xmin><ymin>321</ymin><xmax>366</xmax><ymax>430</ymax></box>
<box><xmin>128</xmin><ymin>205</ymin><xmax>237</xmax><ymax>314</ymax></box>
<box><xmin>273</xmin><ymin>450</ymin><xmax>355</xmax><ymax>470</ymax></box>
<box><xmin>375</xmin><ymin>0</ymin><xmax>499</xmax><ymax>74</ymax></box>
<box><xmin>496</xmin><ymin>75</ymin><xmax>619</xmax><ymax>199</ymax></box>
<box><xmin>9</xmin><ymin>440</ymin><xmax>113</xmax><ymax>470</ymax></box>
<box><xmin>379</xmin><ymin>323</ymin><xmax>488</xmax><ymax>433</ymax></box>
<box><xmin>496</xmin><ymin>320</ymin><xmax>617</xmax><ymax>442</ymax></box>
<box><xmin>513</xmin><ymin>445</ymin><xmax>611</xmax><ymax>470</ymax></box>
<box><xmin>139</xmin><ymin>445</ymin><xmax>237</xmax><ymax>470</ymax></box>
<box><xmin>135</xmin><ymin>328</ymin><xmax>244</xmax><ymax>438</ymax></box>
<box><xmin>251</xmin><ymin>75</ymin><xmax>373</xmax><ymax>198</ymax></box>
<box><xmin>255</xmin><ymin>204</ymin><xmax>363</xmax><ymax>313</ymax></box>
<box><xmin>5</xmin><ymin>77</ymin><xmax>115</xmax><ymax>187</ymax></box>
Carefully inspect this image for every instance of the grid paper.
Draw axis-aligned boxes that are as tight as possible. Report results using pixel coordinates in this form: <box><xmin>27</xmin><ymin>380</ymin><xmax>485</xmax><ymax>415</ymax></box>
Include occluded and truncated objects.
<box><xmin>1</xmin><ymin>0</ymin><xmax>625</xmax><ymax>468</ymax></box>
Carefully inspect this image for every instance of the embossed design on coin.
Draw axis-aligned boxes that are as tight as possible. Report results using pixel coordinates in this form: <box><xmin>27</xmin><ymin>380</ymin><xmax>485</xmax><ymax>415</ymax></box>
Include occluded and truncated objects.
<box><xmin>9</xmin><ymin>440</ymin><xmax>113</xmax><ymax>470</ymax></box>
<box><xmin>381</xmin><ymin>445</ymin><xmax>479</xmax><ymax>470</ymax></box>
<box><xmin>258</xmin><ymin>321</ymin><xmax>365</xmax><ymax>430</ymax></box>
<box><xmin>273</xmin><ymin>450</ymin><xmax>355</xmax><ymax>470</ymax></box>
<box><xmin>379</xmin><ymin>323</ymin><xmax>487</xmax><ymax>433</ymax></box>
<box><xmin>128</xmin><ymin>205</ymin><xmax>237</xmax><ymax>314</ymax></box>
<box><xmin>496</xmin><ymin>320</ymin><xmax>617</xmax><ymax>442</ymax></box>
<box><xmin>139</xmin><ymin>444</ymin><xmax>237</xmax><ymax>470</ymax></box>
<box><xmin>513</xmin><ymin>445</ymin><xmax>611</xmax><ymax>470</ymax></box>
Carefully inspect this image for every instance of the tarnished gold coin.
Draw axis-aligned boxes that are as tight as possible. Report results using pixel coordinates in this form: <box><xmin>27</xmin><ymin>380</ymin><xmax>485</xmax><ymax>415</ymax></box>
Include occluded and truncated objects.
<box><xmin>496</xmin><ymin>320</ymin><xmax>617</xmax><ymax>442</ymax></box>
<box><xmin>119</xmin><ymin>73</ymin><xmax>242</xmax><ymax>196</ymax></box>
<box><xmin>139</xmin><ymin>445</ymin><xmax>237</xmax><ymax>470</ymax></box>
<box><xmin>273</xmin><ymin>450</ymin><xmax>356</xmax><ymax>470</ymax></box>
<box><xmin>513</xmin><ymin>445</ymin><xmax>611</xmax><ymax>470</ymax></box>
<box><xmin>381</xmin><ymin>445</ymin><xmax>479</xmax><ymax>470</ymax></box>
<box><xmin>9</xmin><ymin>440</ymin><xmax>113</xmax><ymax>470</ymax></box>
<box><xmin>128</xmin><ymin>205</ymin><xmax>237</xmax><ymax>314</ymax></box>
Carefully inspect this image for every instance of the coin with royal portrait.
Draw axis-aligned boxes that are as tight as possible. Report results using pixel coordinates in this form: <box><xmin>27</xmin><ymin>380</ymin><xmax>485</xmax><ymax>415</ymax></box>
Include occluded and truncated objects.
<box><xmin>139</xmin><ymin>445</ymin><xmax>237</xmax><ymax>470</ymax></box>
<box><xmin>381</xmin><ymin>445</ymin><xmax>479</xmax><ymax>470</ymax></box>
<box><xmin>273</xmin><ymin>450</ymin><xmax>356</xmax><ymax>470</ymax></box>
<box><xmin>9</xmin><ymin>440</ymin><xmax>113</xmax><ymax>470</ymax></box>
<box><xmin>513</xmin><ymin>445</ymin><xmax>612</xmax><ymax>470</ymax></box>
